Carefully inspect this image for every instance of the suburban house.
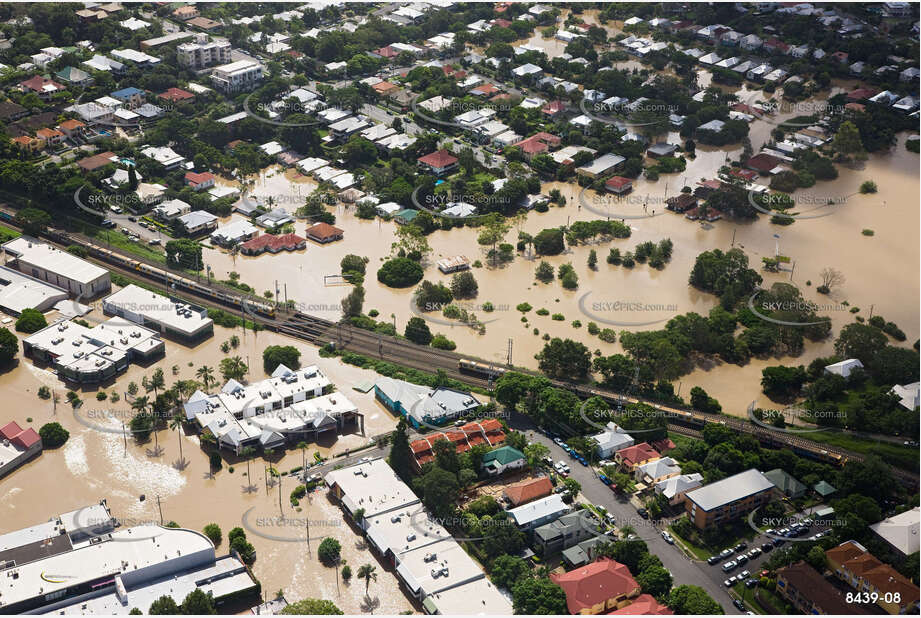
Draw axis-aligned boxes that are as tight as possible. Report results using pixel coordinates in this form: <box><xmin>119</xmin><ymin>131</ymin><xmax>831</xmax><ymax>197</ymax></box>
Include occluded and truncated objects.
<box><xmin>684</xmin><ymin>469</ymin><xmax>776</xmax><ymax>529</ymax></box>
<box><xmin>185</xmin><ymin>171</ymin><xmax>215</xmax><ymax>191</ymax></box>
<box><xmin>825</xmin><ymin>358</ymin><xmax>864</xmax><ymax>378</ymax></box>
<box><xmin>763</xmin><ymin>468</ymin><xmax>807</xmax><ymax>499</ymax></box>
<box><xmin>305</xmin><ymin>222</ymin><xmax>344</xmax><ymax>244</ymax></box>
<box><xmin>655</xmin><ymin>473</ymin><xmax>704</xmax><ymax>506</ymax></box>
<box><xmin>591</xmin><ymin>422</ymin><xmax>634</xmax><ymax>458</ymax></box>
<box><xmin>482</xmin><ymin>445</ymin><xmax>526</xmax><ymax>476</ymax></box>
<box><xmin>534</xmin><ymin>511</ymin><xmax>597</xmax><ymax>555</ymax></box>
<box><xmin>239</xmin><ymin>233</ymin><xmax>306</xmax><ymax>256</ymax></box>
<box><xmin>418</xmin><ymin>149</ymin><xmax>459</xmax><ymax>176</ymax></box>
<box><xmin>503</xmin><ymin>476</ymin><xmax>553</xmax><ymax>507</ymax></box>
<box><xmin>605</xmin><ymin>176</ymin><xmax>633</xmax><ymax>194</ymax></box>
<box><xmin>0</xmin><ymin>420</ymin><xmax>42</xmax><ymax>479</ymax></box>
<box><xmin>576</xmin><ymin>153</ymin><xmax>625</xmax><ymax>178</ymax></box>
<box><xmin>550</xmin><ymin>558</ymin><xmax>642</xmax><ymax>614</ymax></box>
<box><xmin>508</xmin><ymin>495</ymin><xmax>569</xmax><ymax>531</ymax></box>
<box><xmin>614</xmin><ymin>442</ymin><xmax>660</xmax><ymax>470</ymax></box>
<box><xmin>176</xmin><ymin>211</ymin><xmax>218</xmax><ymax>236</ymax></box>
<box><xmin>635</xmin><ymin>457</ymin><xmax>680</xmax><ymax>485</ymax></box>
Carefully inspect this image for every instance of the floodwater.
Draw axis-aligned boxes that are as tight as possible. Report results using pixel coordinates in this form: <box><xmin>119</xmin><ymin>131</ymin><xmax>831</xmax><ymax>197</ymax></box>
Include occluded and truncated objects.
<box><xmin>205</xmin><ymin>119</ymin><xmax>918</xmax><ymax>416</ymax></box>
<box><xmin>0</xmin><ymin>310</ymin><xmax>412</xmax><ymax>614</ymax></box>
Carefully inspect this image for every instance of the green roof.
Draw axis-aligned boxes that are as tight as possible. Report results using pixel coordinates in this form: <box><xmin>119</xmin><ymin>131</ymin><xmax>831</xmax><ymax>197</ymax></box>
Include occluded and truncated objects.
<box><xmin>813</xmin><ymin>480</ymin><xmax>837</xmax><ymax>496</ymax></box>
<box><xmin>394</xmin><ymin>208</ymin><xmax>418</xmax><ymax>222</ymax></box>
<box><xmin>764</xmin><ymin>468</ymin><xmax>807</xmax><ymax>496</ymax></box>
<box><xmin>482</xmin><ymin>445</ymin><xmax>525</xmax><ymax>466</ymax></box>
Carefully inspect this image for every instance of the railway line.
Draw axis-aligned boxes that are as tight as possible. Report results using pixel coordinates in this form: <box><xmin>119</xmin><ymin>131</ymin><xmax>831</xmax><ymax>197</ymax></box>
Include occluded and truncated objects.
<box><xmin>12</xmin><ymin>220</ymin><xmax>919</xmax><ymax>487</ymax></box>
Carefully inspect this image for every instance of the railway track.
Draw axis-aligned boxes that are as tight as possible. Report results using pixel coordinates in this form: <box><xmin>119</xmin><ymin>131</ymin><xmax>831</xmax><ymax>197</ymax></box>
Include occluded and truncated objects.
<box><xmin>13</xmin><ymin>220</ymin><xmax>918</xmax><ymax>487</ymax></box>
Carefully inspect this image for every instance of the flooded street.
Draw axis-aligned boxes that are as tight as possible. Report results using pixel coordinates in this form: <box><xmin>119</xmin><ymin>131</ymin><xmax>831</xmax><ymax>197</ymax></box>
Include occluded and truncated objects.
<box><xmin>206</xmin><ymin>124</ymin><xmax>918</xmax><ymax>416</ymax></box>
<box><xmin>0</xmin><ymin>312</ymin><xmax>413</xmax><ymax>614</ymax></box>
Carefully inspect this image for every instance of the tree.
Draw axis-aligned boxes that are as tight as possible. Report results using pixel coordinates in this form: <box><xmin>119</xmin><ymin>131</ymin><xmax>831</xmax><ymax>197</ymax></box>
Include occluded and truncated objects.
<box><xmin>477</xmin><ymin>214</ymin><xmax>512</xmax><ymax>266</ymax></box>
<box><xmin>536</xmin><ymin>338</ymin><xmax>592</xmax><ymax>380</ymax></box>
<box><xmin>377</xmin><ymin>257</ymin><xmax>424</xmax><ymax>287</ymax></box>
<box><xmin>203</xmin><ymin>523</ymin><xmax>222</xmax><ymax>546</ymax></box>
<box><xmin>150</xmin><ymin>368</ymin><xmax>165</xmax><ymax>397</ymax></box>
<box><xmin>165</xmin><ymin>239</ymin><xmax>203</xmax><ymax>270</ymax></box>
<box><xmin>450</xmin><ymin>271</ymin><xmax>478</xmax><ymax>298</ymax></box>
<box><xmin>818</xmin><ymin>267</ymin><xmax>845</xmax><ymax>293</ymax></box>
<box><xmin>404</xmin><ymin>317</ymin><xmax>433</xmax><ymax>345</ymax></box>
<box><xmin>180</xmin><ymin>589</ymin><xmax>216</xmax><ymax>614</ymax></box>
<box><xmin>831</xmin><ymin>120</ymin><xmax>865</xmax><ymax>158</ymax></box>
<box><xmin>39</xmin><ymin>422</ymin><xmax>69</xmax><ymax>448</ymax></box>
<box><xmin>357</xmin><ymin>563</ymin><xmax>377</xmax><ymax>594</ymax></box>
<box><xmin>637</xmin><ymin>565</ymin><xmax>672</xmax><ymax>598</ymax></box>
<box><xmin>317</xmin><ymin>537</ymin><xmax>342</xmax><ymax>565</ymax></box>
<box><xmin>416</xmin><ymin>466</ymin><xmax>459</xmax><ymax>520</ymax></box>
<box><xmin>341</xmin><ymin>284</ymin><xmax>365</xmax><ymax>318</ymax></box>
<box><xmin>220</xmin><ymin>356</ymin><xmax>248</xmax><ymax>381</ymax></box>
<box><xmin>0</xmin><ymin>327</ymin><xmax>16</xmax><ymax>365</ymax></box>
<box><xmin>196</xmin><ymin>365</ymin><xmax>216</xmax><ymax>391</ymax></box>
<box><xmin>806</xmin><ymin>546</ymin><xmax>827</xmax><ymax>571</ymax></box>
<box><xmin>170</xmin><ymin>413</ymin><xmax>185</xmax><ymax>462</ymax></box>
<box><xmin>263</xmin><ymin>345</ymin><xmax>301</xmax><ymax>373</ymax></box>
<box><xmin>340</xmin><ymin>254</ymin><xmax>368</xmax><ymax>276</ymax></box>
<box><xmin>533</xmin><ymin>228</ymin><xmax>565</xmax><ymax>255</ymax></box>
<box><xmin>415</xmin><ymin>280</ymin><xmax>453</xmax><ymax>311</ymax></box>
<box><xmin>835</xmin><ymin>323</ymin><xmax>888</xmax><ymax>366</ymax></box>
<box><xmin>761</xmin><ymin>365</ymin><xmax>808</xmax><ymax>400</ymax></box>
<box><xmin>15</xmin><ymin>308</ymin><xmax>47</xmax><ymax>333</ymax></box>
<box><xmin>14</xmin><ymin>207</ymin><xmax>51</xmax><ymax>236</ymax></box>
<box><xmin>587</xmin><ymin>249</ymin><xmax>598</xmax><ymax>270</ymax></box>
<box><xmin>667</xmin><ymin>585</ymin><xmax>723</xmax><ymax>614</ymax></box>
<box><xmin>523</xmin><ymin>442</ymin><xmax>550</xmax><ymax>467</ymax></box>
<box><xmin>490</xmin><ymin>555</ymin><xmax>530</xmax><ymax>590</ymax></box>
<box><xmin>512</xmin><ymin>577</ymin><xmax>568</xmax><ymax>614</ymax></box>
<box><xmin>391</xmin><ymin>224</ymin><xmax>431</xmax><ymax>260</ymax></box>
<box><xmin>281</xmin><ymin>599</ymin><xmax>343</xmax><ymax>615</ymax></box>
<box><xmin>148</xmin><ymin>596</ymin><xmax>180</xmax><ymax>615</ymax></box>
<box><xmin>388</xmin><ymin>417</ymin><xmax>414</xmax><ymax>481</ymax></box>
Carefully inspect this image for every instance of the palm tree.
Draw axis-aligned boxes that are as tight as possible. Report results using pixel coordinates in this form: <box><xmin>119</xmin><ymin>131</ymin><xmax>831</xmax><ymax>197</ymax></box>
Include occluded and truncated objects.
<box><xmin>131</xmin><ymin>395</ymin><xmax>150</xmax><ymax>415</ymax></box>
<box><xmin>230</xmin><ymin>244</ymin><xmax>239</xmax><ymax>266</ymax></box>
<box><xmin>357</xmin><ymin>564</ymin><xmax>377</xmax><ymax>595</ymax></box>
<box><xmin>296</xmin><ymin>441</ymin><xmax>309</xmax><ymax>480</ymax></box>
<box><xmin>170</xmin><ymin>413</ymin><xmax>185</xmax><ymax>462</ymax></box>
<box><xmin>196</xmin><ymin>366</ymin><xmax>215</xmax><ymax>392</ymax></box>
<box><xmin>240</xmin><ymin>446</ymin><xmax>257</xmax><ymax>492</ymax></box>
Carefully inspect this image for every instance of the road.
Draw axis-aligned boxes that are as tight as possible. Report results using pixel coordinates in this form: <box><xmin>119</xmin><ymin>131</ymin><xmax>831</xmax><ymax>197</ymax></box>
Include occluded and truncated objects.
<box><xmin>513</xmin><ymin>417</ymin><xmax>742</xmax><ymax>615</ymax></box>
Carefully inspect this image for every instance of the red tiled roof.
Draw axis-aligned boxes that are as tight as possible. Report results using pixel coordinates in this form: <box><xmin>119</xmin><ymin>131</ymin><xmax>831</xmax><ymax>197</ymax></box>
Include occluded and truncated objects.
<box><xmin>416</xmin><ymin>454</ymin><xmax>434</xmax><ymax>466</ymax></box>
<box><xmin>504</xmin><ymin>477</ymin><xmax>553</xmax><ymax>506</ymax></box>
<box><xmin>729</xmin><ymin>168</ymin><xmax>758</xmax><ymax>181</ymax></box>
<box><xmin>745</xmin><ymin>153</ymin><xmax>782</xmax><ymax>173</ymax></box>
<box><xmin>306</xmin><ymin>222</ymin><xmax>344</xmax><ymax>241</ymax></box>
<box><xmin>12</xmin><ymin>428</ymin><xmax>40</xmax><ymax>449</ymax></box>
<box><xmin>78</xmin><ymin>151</ymin><xmax>118</xmax><ymax>171</ymax></box>
<box><xmin>376</xmin><ymin>45</ymin><xmax>399</xmax><ymax>58</ymax></box>
<box><xmin>471</xmin><ymin>83</ymin><xmax>499</xmax><ymax>95</ymax></box>
<box><xmin>616</xmin><ymin>442</ymin><xmax>659</xmax><ymax>467</ymax></box>
<box><xmin>485</xmin><ymin>431</ymin><xmax>506</xmax><ymax>445</ymax></box>
<box><xmin>185</xmin><ymin>171</ymin><xmax>214</xmax><ymax>184</ymax></box>
<box><xmin>651</xmin><ymin>438</ymin><xmax>676</xmax><ymax>453</ymax></box>
<box><xmin>605</xmin><ymin>176</ymin><xmax>633</xmax><ymax>189</ymax></box>
<box><xmin>826</xmin><ymin>541</ymin><xmax>867</xmax><ymax>565</ymax></box>
<box><xmin>159</xmin><ymin>87</ymin><xmax>195</xmax><ymax>102</ymax></box>
<box><xmin>59</xmin><ymin>119</ymin><xmax>85</xmax><ymax>130</ymax></box>
<box><xmin>20</xmin><ymin>75</ymin><xmax>64</xmax><ymax>93</ymax></box>
<box><xmin>551</xmin><ymin>559</ymin><xmax>640</xmax><ymax>614</ymax></box>
<box><xmin>542</xmin><ymin>100</ymin><xmax>566</xmax><ymax>115</ymax></box>
<box><xmin>697</xmin><ymin>179</ymin><xmax>722</xmax><ymax>190</ymax></box>
<box><xmin>418</xmin><ymin>149</ymin><xmax>458</xmax><ymax>168</ymax></box>
<box><xmin>372</xmin><ymin>81</ymin><xmax>398</xmax><ymax>93</ymax></box>
<box><xmin>479</xmin><ymin>419</ymin><xmax>502</xmax><ymax>432</ymax></box>
<box><xmin>846</xmin><ymin>87</ymin><xmax>879</xmax><ymax>101</ymax></box>
<box><xmin>410</xmin><ymin>439</ymin><xmax>433</xmax><ymax>454</ymax></box>
<box><xmin>0</xmin><ymin>421</ymin><xmax>24</xmax><ymax>440</ymax></box>
<box><xmin>240</xmin><ymin>233</ymin><xmax>306</xmax><ymax>253</ymax></box>
<box><xmin>608</xmin><ymin>594</ymin><xmax>673</xmax><ymax>615</ymax></box>
<box><xmin>512</xmin><ymin>131</ymin><xmax>561</xmax><ymax>154</ymax></box>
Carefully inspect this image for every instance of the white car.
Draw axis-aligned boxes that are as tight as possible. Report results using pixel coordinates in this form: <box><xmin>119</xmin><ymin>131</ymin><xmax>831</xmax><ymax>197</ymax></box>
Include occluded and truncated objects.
<box><xmin>661</xmin><ymin>531</ymin><xmax>675</xmax><ymax>544</ymax></box>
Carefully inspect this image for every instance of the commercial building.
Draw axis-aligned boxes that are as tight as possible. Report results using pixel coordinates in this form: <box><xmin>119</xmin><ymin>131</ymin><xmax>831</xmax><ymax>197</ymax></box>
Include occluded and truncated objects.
<box><xmin>775</xmin><ymin>562</ymin><xmax>857</xmax><ymax>615</ymax></box>
<box><xmin>684</xmin><ymin>469</ymin><xmax>776</xmax><ymax>529</ymax></box>
<box><xmin>3</xmin><ymin>237</ymin><xmax>110</xmax><ymax>298</ymax></box>
<box><xmin>102</xmin><ymin>284</ymin><xmax>214</xmax><ymax>342</ymax></box>
<box><xmin>827</xmin><ymin>541</ymin><xmax>920</xmax><ymax>614</ymax></box>
<box><xmin>0</xmin><ymin>264</ymin><xmax>69</xmax><ymax>315</ymax></box>
<box><xmin>23</xmin><ymin>317</ymin><xmax>164</xmax><ymax>383</ymax></box>
<box><xmin>575</xmin><ymin>153</ymin><xmax>625</xmax><ymax>178</ymax></box>
<box><xmin>374</xmin><ymin>377</ymin><xmax>481</xmax><ymax>429</ymax></box>
<box><xmin>211</xmin><ymin>60</ymin><xmax>264</xmax><ymax>93</ymax></box>
<box><xmin>183</xmin><ymin>363</ymin><xmax>358</xmax><ymax>454</ymax></box>
<box><xmin>0</xmin><ymin>501</ymin><xmax>258</xmax><ymax>614</ymax></box>
<box><xmin>0</xmin><ymin>420</ymin><xmax>41</xmax><ymax>479</ymax></box>
<box><xmin>550</xmin><ymin>558</ymin><xmax>642</xmax><ymax>614</ymax></box>
<box><xmin>325</xmin><ymin>459</ymin><xmax>513</xmax><ymax>614</ymax></box>
<box><xmin>870</xmin><ymin>507</ymin><xmax>920</xmax><ymax>558</ymax></box>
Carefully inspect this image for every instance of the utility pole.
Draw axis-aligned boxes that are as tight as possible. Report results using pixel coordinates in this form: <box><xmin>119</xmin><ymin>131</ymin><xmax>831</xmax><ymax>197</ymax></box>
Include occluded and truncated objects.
<box><xmin>156</xmin><ymin>495</ymin><xmax>163</xmax><ymax>525</ymax></box>
<box><xmin>507</xmin><ymin>338</ymin><xmax>513</xmax><ymax>367</ymax></box>
<box><xmin>278</xmin><ymin>472</ymin><xmax>283</xmax><ymax>515</ymax></box>
<box><xmin>122</xmin><ymin>421</ymin><xmax>127</xmax><ymax>457</ymax></box>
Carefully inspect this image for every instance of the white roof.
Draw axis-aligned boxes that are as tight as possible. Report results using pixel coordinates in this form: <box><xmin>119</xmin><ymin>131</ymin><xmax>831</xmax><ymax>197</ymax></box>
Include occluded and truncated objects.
<box><xmin>295</xmin><ymin>156</ymin><xmax>329</xmax><ymax>173</ymax></box>
<box><xmin>870</xmin><ymin>507</ymin><xmax>920</xmax><ymax>555</ymax></box>
<box><xmin>824</xmin><ymin>358</ymin><xmax>864</xmax><ymax>376</ymax></box>
<box><xmin>656</xmin><ymin>473</ymin><xmax>704</xmax><ymax>499</ymax></box>
<box><xmin>443</xmin><ymin>202</ymin><xmax>476</xmax><ymax>217</ymax></box>
<box><xmin>103</xmin><ymin>285</ymin><xmax>212</xmax><ymax>336</ymax></box>
<box><xmin>211</xmin><ymin>218</ymin><xmax>258</xmax><ymax>242</ymax></box>
<box><xmin>576</xmin><ymin>153</ymin><xmax>626</xmax><ymax>176</ymax></box>
<box><xmin>891</xmin><ymin>382</ymin><xmax>920</xmax><ymax>410</ymax></box>
<box><xmin>325</xmin><ymin>458</ymin><xmax>420</xmax><ymax>518</ymax></box>
<box><xmin>395</xmin><ymin>538</ymin><xmax>484</xmax><ymax>596</ymax></box>
<box><xmin>0</xmin><ymin>264</ymin><xmax>68</xmax><ymax>313</ymax></box>
<box><xmin>3</xmin><ymin>237</ymin><xmax>107</xmax><ymax>285</ymax></box>
<box><xmin>508</xmin><ymin>495</ymin><xmax>568</xmax><ymax>526</ymax></box>
<box><xmin>685</xmin><ymin>469</ymin><xmax>774</xmax><ymax>511</ymax></box>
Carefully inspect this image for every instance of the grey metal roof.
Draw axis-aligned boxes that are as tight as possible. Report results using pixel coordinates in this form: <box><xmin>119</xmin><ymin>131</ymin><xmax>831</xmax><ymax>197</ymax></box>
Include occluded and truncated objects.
<box><xmin>685</xmin><ymin>469</ymin><xmax>774</xmax><ymax>511</ymax></box>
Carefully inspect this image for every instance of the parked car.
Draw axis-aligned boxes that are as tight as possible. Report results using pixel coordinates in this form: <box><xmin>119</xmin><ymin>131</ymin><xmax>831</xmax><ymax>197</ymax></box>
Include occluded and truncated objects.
<box><xmin>707</xmin><ymin>556</ymin><xmax>720</xmax><ymax>565</ymax></box>
<box><xmin>761</xmin><ymin>542</ymin><xmax>774</xmax><ymax>552</ymax></box>
<box><xmin>661</xmin><ymin>531</ymin><xmax>675</xmax><ymax>544</ymax></box>
<box><xmin>733</xmin><ymin>599</ymin><xmax>746</xmax><ymax>611</ymax></box>
<box><xmin>724</xmin><ymin>579</ymin><xmax>734</xmax><ymax>588</ymax></box>
<box><xmin>637</xmin><ymin>508</ymin><xmax>648</xmax><ymax>519</ymax></box>
<box><xmin>128</xmin><ymin>216</ymin><xmax>137</xmax><ymax>222</ymax></box>
<box><xmin>739</xmin><ymin>570</ymin><xmax>751</xmax><ymax>580</ymax></box>
<box><xmin>745</xmin><ymin>578</ymin><xmax>759</xmax><ymax>588</ymax></box>
<box><xmin>101</xmin><ymin>219</ymin><xmax>116</xmax><ymax>228</ymax></box>
<box><xmin>721</xmin><ymin>561</ymin><xmax>737</xmax><ymax>572</ymax></box>
<box><xmin>747</xmin><ymin>548</ymin><xmax>762</xmax><ymax>558</ymax></box>
<box><xmin>773</xmin><ymin>538</ymin><xmax>785</xmax><ymax>547</ymax></box>
<box><xmin>734</xmin><ymin>542</ymin><xmax>748</xmax><ymax>552</ymax></box>
<box><xmin>148</xmin><ymin>238</ymin><xmax>161</xmax><ymax>245</ymax></box>
<box><xmin>719</xmin><ymin>548</ymin><xmax>734</xmax><ymax>558</ymax></box>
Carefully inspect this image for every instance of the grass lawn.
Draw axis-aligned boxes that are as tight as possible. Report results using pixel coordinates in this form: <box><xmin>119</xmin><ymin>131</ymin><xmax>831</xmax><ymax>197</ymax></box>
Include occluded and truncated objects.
<box><xmin>0</xmin><ymin>224</ymin><xmax>20</xmax><ymax>242</ymax></box>
<box><xmin>732</xmin><ymin>582</ymin><xmax>767</xmax><ymax>614</ymax></box>
<box><xmin>668</xmin><ymin>519</ymin><xmax>760</xmax><ymax>562</ymax></box>
<box><xmin>668</xmin><ymin>525</ymin><xmax>712</xmax><ymax>560</ymax></box>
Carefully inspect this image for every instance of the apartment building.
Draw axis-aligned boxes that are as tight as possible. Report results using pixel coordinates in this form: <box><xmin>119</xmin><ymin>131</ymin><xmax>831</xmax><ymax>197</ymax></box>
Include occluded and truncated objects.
<box><xmin>210</xmin><ymin>60</ymin><xmax>264</xmax><ymax>93</ymax></box>
<box><xmin>684</xmin><ymin>469</ymin><xmax>776</xmax><ymax>529</ymax></box>
<box><xmin>177</xmin><ymin>35</ymin><xmax>232</xmax><ymax>69</ymax></box>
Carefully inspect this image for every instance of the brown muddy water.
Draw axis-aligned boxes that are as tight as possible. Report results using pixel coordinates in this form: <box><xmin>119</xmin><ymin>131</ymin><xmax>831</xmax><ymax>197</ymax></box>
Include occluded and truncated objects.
<box><xmin>0</xmin><ymin>310</ymin><xmax>413</xmax><ymax>614</ymax></box>
<box><xmin>206</xmin><ymin>126</ymin><xmax>918</xmax><ymax>417</ymax></box>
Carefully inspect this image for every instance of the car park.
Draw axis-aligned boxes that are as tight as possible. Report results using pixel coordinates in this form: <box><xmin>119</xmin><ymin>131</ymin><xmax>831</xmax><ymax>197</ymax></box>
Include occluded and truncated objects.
<box><xmin>778</xmin><ymin>528</ymin><xmax>790</xmax><ymax>537</ymax></box>
<box><xmin>661</xmin><ymin>531</ymin><xmax>674</xmax><ymax>544</ymax></box>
